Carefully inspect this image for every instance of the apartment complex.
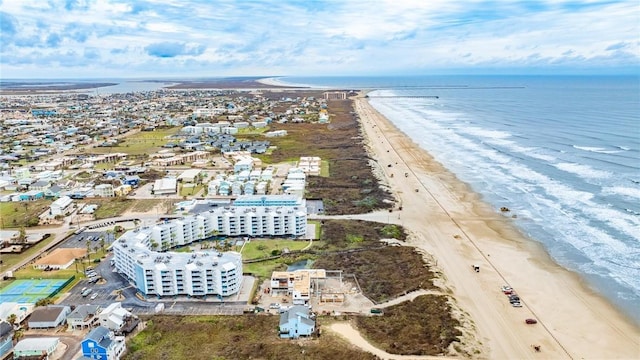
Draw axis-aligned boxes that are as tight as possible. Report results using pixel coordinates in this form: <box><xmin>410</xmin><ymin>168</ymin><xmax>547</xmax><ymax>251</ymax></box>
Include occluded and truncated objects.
<box><xmin>112</xmin><ymin>229</ymin><xmax>242</xmax><ymax>298</ymax></box>
<box><xmin>112</xmin><ymin>195</ymin><xmax>307</xmax><ymax>297</ymax></box>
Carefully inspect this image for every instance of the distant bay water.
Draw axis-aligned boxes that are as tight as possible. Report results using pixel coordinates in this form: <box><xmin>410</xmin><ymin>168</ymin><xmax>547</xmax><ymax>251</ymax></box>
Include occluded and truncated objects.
<box><xmin>279</xmin><ymin>75</ymin><xmax>640</xmax><ymax>325</ymax></box>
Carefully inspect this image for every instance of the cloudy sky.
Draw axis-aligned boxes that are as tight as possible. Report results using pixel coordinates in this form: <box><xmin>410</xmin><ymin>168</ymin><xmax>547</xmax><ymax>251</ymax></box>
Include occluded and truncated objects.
<box><xmin>1</xmin><ymin>0</ymin><xmax>638</xmax><ymax>79</ymax></box>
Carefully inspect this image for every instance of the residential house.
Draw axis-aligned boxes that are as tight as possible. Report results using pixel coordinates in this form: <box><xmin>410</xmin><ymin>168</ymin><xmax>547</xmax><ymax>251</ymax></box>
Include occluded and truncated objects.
<box><xmin>18</xmin><ymin>190</ymin><xmax>43</xmax><ymax>201</ymax></box>
<box><xmin>94</xmin><ymin>184</ymin><xmax>115</xmax><ymax>197</ymax></box>
<box><xmin>0</xmin><ymin>302</ymin><xmax>34</xmax><ymax>325</ymax></box>
<box><xmin>13</xmin><ymin>337</ymin><xmax>59</xmax><ymax>359</ymax></box>
<box><xmin>122</xmin><ymin>176</ymin><xmax>140</xmax><ymax>187</ymax></box>
<box><xmin>98</xmin><ymin>303</ymin><xmax>131</xmax><ymax>332</ymax></box>
<box><xmin>270</xmin><ymin>269</ymin><xmax>326</xmax><ymax>305</ymax></box>
<box><xmin>66</xmin><ymin>304</ymin><xmax>101</xmax><ymax>330</ymax></box>
<box><xmin>0</xmin><ymin>321</ymin><xmax>13</xmax><ymax>359</ymax></box>
<box><xmin>81</xmin><ymin>326</ymin><xmax>126</xmax><ymax>360</ymax></box>
<box><xmin>29</xmin><ymin>180</ymin><xmax>51</xmax><ymax>191</ymax></box>
<box><xmin>44</xmin><ymin>184</ymin><xmax>63</xmax><ymax>199</ymax></box>
<box><xmin>279</xmin><ymin>305</ymin><xmax>315</xmax><ymax>339</ymax></box>
<box><xmin>27</xmin><ymin>305</ymin><xmax>71</xmax><ymax>329</ymax></box>
<box><xmin>50</xmin><ymin>195</ymin><xmax>73</xmax><ymax>216</ymax></box>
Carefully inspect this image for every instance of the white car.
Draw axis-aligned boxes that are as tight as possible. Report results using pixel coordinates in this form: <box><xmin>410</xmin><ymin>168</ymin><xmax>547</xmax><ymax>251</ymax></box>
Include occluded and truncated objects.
<box><xmin>90</xmin><ymin>293</ymin><xmax>98</xmax><ymax>300</ymax></box>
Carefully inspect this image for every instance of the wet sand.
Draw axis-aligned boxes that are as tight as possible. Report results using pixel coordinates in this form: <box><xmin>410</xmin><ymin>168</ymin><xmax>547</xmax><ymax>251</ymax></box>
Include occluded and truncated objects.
<box><xmin>353</xmin><ymin>93</ymin><xmax>640</xmax><ymax>359</ymax></box>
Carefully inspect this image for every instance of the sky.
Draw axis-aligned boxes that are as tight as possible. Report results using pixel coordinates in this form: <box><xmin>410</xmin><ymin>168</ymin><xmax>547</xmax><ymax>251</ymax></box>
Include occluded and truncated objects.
<box><xmin>0</xmin><ymin>0</ymin><xmax>639</xmax><ymax>79</ymax></box>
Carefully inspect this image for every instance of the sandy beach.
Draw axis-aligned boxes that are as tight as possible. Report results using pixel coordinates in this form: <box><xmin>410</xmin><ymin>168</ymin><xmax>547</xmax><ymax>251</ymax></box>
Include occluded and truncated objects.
<box><xmin>352</xmin><ymin>94</ymin><xmax>640</xmax><ymax>359</ymax></box>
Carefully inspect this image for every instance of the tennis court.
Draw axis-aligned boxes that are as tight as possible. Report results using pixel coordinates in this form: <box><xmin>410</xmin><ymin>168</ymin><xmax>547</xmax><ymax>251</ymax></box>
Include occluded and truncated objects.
<box><xmin>0</xmin><ymin>278</ymin><xmax>71</xmax><ymax>303</ymax></box>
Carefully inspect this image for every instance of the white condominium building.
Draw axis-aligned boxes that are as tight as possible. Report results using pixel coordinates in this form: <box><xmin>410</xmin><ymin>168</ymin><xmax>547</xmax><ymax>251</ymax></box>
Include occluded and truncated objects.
<box><xmin>112</xmin><ymin>195</ymin><xmax>307</xmax><ymax>298</ymax></box>
<box><xmin>113</xmin><ymin>230</ymin><xmax>243</xmax><ymax>298</ymax></box>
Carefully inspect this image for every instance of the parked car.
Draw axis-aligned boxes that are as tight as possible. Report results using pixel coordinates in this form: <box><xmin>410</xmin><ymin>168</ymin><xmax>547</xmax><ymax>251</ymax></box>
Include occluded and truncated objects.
<box><xmin>90</xmin><ymin>293</ymin><xmax>98</xmax><ymax>300</ymax></box>
<box><xmin>525</xmin><ymin>318</ymin><xmax>538</xmax><ymax>324</ymax></box>
<box><xmin>512</xmin><ymin>302</ymin><xmax>522</xmax><ymax>307</ymax></box>
<box><xmin>269</xmin><ymin>303</ymin><xmax>281</xmax><ymax>309</ymax></box>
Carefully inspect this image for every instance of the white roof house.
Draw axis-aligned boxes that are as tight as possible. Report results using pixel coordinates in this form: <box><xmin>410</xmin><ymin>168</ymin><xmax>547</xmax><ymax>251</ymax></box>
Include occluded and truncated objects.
<box><xmin>177</xmin><ymin>169</ymin><xmax>202</xmax><ymax>183</ymax></box>
<box><xmin>98</xmin><ymin>303</ymin><xmax>132</xmax><ymax>331</ymax></box>
<box><xmin>153</xmin><ymin>178</ymin><xmax>177</xmax><ymax>195</ymax></box>
<box><xmin>13</xmin><ymin>337</ymin><xmax>59</xmax><ymax>358</ymax></box>
<box><xmin>50</xmin><ymin>195</ymin><xmax>73</xmax><ymax>216</ymax></box>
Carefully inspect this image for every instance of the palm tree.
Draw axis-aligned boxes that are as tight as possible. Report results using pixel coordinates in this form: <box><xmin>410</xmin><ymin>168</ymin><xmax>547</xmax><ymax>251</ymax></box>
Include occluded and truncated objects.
<box><xmin>100</xmin><ymin>237</ymin><xmax>106</xmax><ymax>254</ymax></box>
<box><xmin>7</xmin><ymin>314</ymin><xmax>17</xmax><ymax>328</ymax></box>
<box><xmin>86</xmin><ymin>240</ymin><xmax>92</xmax><ymax>262</ymax></box>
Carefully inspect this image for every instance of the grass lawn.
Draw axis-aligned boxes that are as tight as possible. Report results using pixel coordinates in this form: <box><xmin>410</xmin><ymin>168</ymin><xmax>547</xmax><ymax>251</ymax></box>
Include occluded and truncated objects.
<box><xmin>90</xmin><ymin>127</ymin><xmax>181</xmax><ymax>156</ymax></box>
<box><xmin>13</xmin><ymin>267</ymin><xmax>78</xmax><ymax>280</ymax></box>
<box><xmin>240</xmin><ymin>239</ymin><xmax>311</xmax><ymax>260</ymax></box>
<box><xmin>243</xmin><ymin>259</ymin><xmax>285</xmax><ymax>279</ymax></box>
<box><xmin>0</xmin><ymin>199</ymin><xmax>52</xmax><ymax>228</ymax></box>
<box><xmin>179</xmin><ymin>184</ymin><xmax>203</xmax><ymax>197</ymax></box>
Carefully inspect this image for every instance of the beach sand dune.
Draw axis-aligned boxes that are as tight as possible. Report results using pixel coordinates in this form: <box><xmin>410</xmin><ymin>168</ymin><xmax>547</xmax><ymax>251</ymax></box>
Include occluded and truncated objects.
<box><xmin>353</xmin><ymin>94</ymin><xmax>640</xmax><ymax>359</ymax></box>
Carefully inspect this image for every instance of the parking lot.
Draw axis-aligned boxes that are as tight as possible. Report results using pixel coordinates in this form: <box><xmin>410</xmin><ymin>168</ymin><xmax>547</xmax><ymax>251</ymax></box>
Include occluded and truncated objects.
<box><xmin>58</xmin><ymin>230</ymin><xmax>116</xmax><ymax>249</ymax></box>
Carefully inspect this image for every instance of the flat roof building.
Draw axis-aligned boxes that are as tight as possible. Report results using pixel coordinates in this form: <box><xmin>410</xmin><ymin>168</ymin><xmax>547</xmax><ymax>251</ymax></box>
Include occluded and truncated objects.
<box><xmin>153</xmin><ymin>178</ymin><xmax>177</xmax><ymax>195</ymax></box>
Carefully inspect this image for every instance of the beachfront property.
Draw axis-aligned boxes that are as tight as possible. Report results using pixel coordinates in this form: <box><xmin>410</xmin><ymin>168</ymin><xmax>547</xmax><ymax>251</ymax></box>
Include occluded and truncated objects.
<box><xmin>279</xmin><ymin>305</ymin><xmax>315</xmax><ymax>339</ymax></box>
<box><xmin>97</xmin><ymin>303</ymin><xmax>136</xmax><ymax>333</ymax></box>
<box><xmin>113</xmin><ymin>195</ymin><xmax>306</xmax><ymax>297</ymax></box>
<box><xmin>323</xmin><ymin>91</ymin><xmax>347</xmax><ymax>100</ymax></box>
<box><xmin>112</xmin><ymin>229</ymin><xmax>243</xmax><ymax>298</ymax></box>
<box><xmin>81</xmin><ymin>326</ymin><xmax>126</xmax><ymax>360</ymax></box>
<box><xmin>270</xmin><ymin>269</ymin><xmax>327</xmax><ymax>305</ymax></box>
<box><xmin>298</xmin><ymin>157</ymin><xmax>321</xmax><ymax>176</ymax></box>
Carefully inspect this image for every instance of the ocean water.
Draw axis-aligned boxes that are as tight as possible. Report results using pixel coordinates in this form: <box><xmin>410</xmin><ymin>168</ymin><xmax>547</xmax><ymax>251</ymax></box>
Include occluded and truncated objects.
<box><xmin>280</xmin><ymin>75</ymin><xmax>640</xmax><ymax>325</ymax></box>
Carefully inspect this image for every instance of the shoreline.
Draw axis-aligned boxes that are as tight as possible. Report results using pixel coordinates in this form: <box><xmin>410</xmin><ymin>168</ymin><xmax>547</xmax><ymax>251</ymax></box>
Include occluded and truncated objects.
<box><xmin>354</xmin><ymin>93</ymin><xmax>640</xmax><ymax>358</ymax></box>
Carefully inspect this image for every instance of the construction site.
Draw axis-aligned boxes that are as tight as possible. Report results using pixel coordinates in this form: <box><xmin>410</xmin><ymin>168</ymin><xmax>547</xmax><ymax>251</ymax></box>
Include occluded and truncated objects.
<box><xmin>256</xmin><ymin>268</ymin><xmax>376</xmax><ymax>315</ymax></box>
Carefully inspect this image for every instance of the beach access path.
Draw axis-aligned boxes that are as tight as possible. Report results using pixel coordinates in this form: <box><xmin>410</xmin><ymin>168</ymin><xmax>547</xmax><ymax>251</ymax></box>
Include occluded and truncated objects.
<box><xmin>352</xmin><ymin>94</ymin><xmax>640</xmax><ymax>359</ymax></box>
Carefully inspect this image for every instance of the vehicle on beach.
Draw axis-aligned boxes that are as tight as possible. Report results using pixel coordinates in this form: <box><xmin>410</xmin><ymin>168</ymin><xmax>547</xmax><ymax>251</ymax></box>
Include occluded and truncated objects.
<box><xmin>472</xmin><ymin>264</ymin><xmax>480</xmax><ymax>272</ymax></box>
<box><xmin>512</xmin><ymin>302</ymin><xmax>522</xmax><ymax>307</ymax></box>
<box><xmin>525</xmin><ymin>318</ymin><xmax>538</xmax><ymax>324</ymax></box>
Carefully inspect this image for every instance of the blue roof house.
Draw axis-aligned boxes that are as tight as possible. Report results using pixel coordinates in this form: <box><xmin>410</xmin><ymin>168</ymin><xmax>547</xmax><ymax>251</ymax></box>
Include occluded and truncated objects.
<box><xmin>81</xmin><ymin>326</ymin><xmax>126</xmax><ymax>360</ymax></box>
<box><xmin>279</xmin><ymin>305</ymin><xmax>315</xmax><ymax>339</ymax></box>
<box><xmin>122</xmin><ymin>175</ymin><xmax>140</xmax><ymax>187</ymax></box>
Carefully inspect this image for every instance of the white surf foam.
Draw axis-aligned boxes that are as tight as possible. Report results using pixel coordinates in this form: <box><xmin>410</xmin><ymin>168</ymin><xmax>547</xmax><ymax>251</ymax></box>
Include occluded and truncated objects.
<box><xmin>602</xmin><ymin>186</ymin><xmax>640</xmax><ymax>200</ymax></box>
<box><xmin>573</xmin><ymin>145</ymin><xmax>622</xmax><ymax>154</ymax></box>
<box><xmin>553</xmin><ymin>162</ymin><xmax>613</xmax><ymax>180</ymax></box>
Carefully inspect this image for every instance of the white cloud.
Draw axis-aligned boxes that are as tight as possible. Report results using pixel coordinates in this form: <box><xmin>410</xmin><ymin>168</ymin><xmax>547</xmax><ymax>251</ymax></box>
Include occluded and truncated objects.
<box><xmin>0</xmin><ymin>0</ymin><xmax>638</xmax><ymax>78</ymax></box>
